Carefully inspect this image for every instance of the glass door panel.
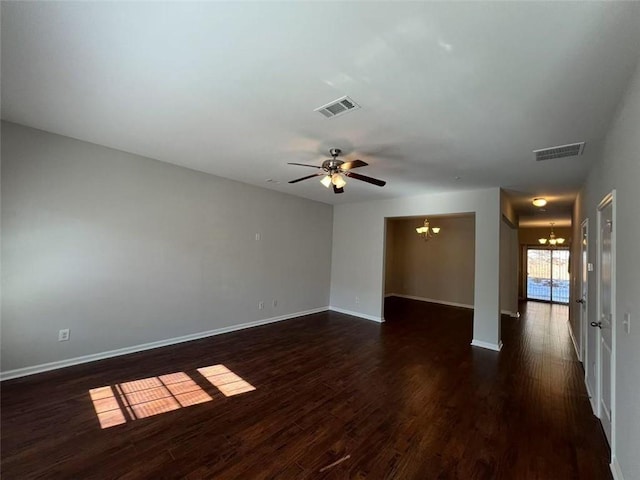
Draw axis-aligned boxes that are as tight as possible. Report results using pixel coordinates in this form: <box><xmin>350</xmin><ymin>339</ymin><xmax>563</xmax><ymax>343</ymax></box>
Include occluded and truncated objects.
<box><xmin>527</xmin><ymin>249</ymin><xmax>552</xmax><ymax>301</ymax></box>
<box><xmin>551</xmin><ymin>249</ymin><xmax>570</xmax><ymax>303</ymax></box>
<box><xmin>526</xmin><ymin>247</ymin><xmax>570</xmax><ymax>304</ymax></box>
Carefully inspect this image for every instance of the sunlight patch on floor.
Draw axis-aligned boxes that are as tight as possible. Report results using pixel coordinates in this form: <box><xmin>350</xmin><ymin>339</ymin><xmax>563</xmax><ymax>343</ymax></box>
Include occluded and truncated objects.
<box><xmin>197</xmin><ymin>364</ymin><xmax>256</xmax><ymax>397</ymax></box>
<box><xmin>89</xmin><ymin>365</ymin><xmax>255</xmax><ymax>429</ymax></box>
<box><xmin>90</xmin><ymin>371</ymin><xmax>211</xmax><ymax>429</ymax></box>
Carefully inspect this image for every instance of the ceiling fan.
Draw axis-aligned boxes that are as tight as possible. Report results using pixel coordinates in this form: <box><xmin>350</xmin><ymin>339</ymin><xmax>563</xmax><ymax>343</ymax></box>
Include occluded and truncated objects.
<box><xmin>287</xmin><ymin>148</ymin><xmax>386</xmax><ymax>194</ymax></box>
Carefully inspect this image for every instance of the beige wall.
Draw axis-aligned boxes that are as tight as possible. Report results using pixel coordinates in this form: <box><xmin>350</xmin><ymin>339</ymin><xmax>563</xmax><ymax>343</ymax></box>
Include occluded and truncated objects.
<box><xmin>385</xmin><ymin>215</ymin><xmax>475</xmax><ymax>307</ymax></box>
<box><xmin>500</xmin><ymin>217</ymin><xmax>519</xmax><ymax>315</ymax></box>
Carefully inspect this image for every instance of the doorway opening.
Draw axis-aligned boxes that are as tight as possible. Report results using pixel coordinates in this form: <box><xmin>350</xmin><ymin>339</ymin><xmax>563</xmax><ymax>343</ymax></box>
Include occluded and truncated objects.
<box><xmin>383</xmin><ymin>213</ymin><xmax>476</xmax><ymax>321</ymax></box>
<box><xmin>526</xmin><ymin>247</ymin><xmax>570</xmax><ymax>304</ymax></box>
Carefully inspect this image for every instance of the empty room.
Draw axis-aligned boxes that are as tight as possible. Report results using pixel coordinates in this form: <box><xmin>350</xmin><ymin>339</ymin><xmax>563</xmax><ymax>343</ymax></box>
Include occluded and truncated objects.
<box><xmin>2</xmin><ymin>2</ymin><xmax>639</xmax><ymax>479</ymax></box>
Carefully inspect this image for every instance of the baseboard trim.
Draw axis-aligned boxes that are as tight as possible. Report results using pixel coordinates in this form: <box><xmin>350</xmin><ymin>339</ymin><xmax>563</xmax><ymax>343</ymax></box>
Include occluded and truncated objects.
<box><xmin>501</xmin><ymin>310</ymin><xmax>519</xmax><ymax>317</ymax></box>
<box><xmin>568</xmin><ymin>322</ymin><xmax>581</xmax><ymax>362</ymax></box>
<box><xmin>471</xmin><ymin>339</ymin><xmax>503</xmax><ymax>352</ymax></box>
<box><xmin>329</xmin><ymin>306</ymin><xmax>384</xmax><ymax>323</ymax></box>
<box><xmin>610</xmin><ymin>455</ymin><xmax>624</xmax><ymax>480</ymax></box>
<box><xmin>387</xmin><ymin>293</ymin><xmax>473</xmax><ymax>310</ymax></box>
<box><xmin>585</xmin><ymin>379</ymin><xmax>597</xmax><ymax>415</ymax></box>
<box><xmin>0</xmin><ymin>306</ymin><xmax>330</xmax><ymax>381</ymax></box>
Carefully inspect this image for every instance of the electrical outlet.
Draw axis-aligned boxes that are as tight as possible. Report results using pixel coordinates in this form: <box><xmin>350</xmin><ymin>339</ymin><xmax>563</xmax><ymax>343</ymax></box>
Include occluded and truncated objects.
<box><xmin>355</xmin><ymin>296</ymin><xmax>360</xmax><ymax>304</ymax></box>
<box><xmin>255</xmin><ymin>233</ymin><xmax>261</xmax><ymax>241</ymax></box>
<box><xmin>273</xmin><ymin>299</ymin><xmax>278</xmax><ymax>308</ymax></box>
<box><xmin>58</xmin><ymin>329</ymin><xmax>70</xmax><ymax>342</ymax></box>
<box><xmin>258</xmin><ymin>301</ymin><xmax>264</xmax><ymax>310</ymax></box>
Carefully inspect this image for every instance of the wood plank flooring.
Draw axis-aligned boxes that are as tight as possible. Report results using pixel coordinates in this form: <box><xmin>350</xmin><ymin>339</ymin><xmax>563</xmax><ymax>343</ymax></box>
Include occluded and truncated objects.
<box><xmin>1</xmin><ymin>299</ymin><xmax>611</xmax><ymax>479</ymax></box>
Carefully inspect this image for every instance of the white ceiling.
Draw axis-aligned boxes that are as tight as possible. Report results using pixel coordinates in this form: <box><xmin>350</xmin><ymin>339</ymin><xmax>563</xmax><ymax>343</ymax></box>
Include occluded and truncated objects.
<box><xmin>2</xmin><ymin>2</ymin><xmax>639</xmax><ymax>224</ymax></box>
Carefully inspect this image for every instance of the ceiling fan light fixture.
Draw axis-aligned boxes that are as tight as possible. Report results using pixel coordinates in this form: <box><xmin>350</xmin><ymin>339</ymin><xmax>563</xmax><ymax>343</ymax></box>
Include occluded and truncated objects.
<box><xmin>320</xmin><ymin>175</ymin><xmax>332</xmax><ymax>188</ymax></box>
<box><xmin>431</xmin><ymin>227</ymin><xmax>441</xmax><ymax>234</ymax></box>
<box><xmin>288</xmin><ymin>148</ymin><xmax>385</xmax><ymax>193</ymax></box>
<box><xmin>538</xmin><ymin>238</ymin><xmax>548</xmax><ymax>244</ymax></box>
<box><xmin>332</xmin><ymin>173</ymin><xmax>346</xmax><ymax>189</ymax></box>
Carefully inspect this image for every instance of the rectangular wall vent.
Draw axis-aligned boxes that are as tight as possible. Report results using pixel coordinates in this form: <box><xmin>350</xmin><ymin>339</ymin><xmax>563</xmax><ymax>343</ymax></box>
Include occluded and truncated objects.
<box><xmin>314</xmin><ymin>96</ymin><xmax>360</xmax><ymax>119</ymax></box>
<box><xmin>533</xmin><ymin>142</ymin><xmax>585</xmax><ymax>161</ymax></box>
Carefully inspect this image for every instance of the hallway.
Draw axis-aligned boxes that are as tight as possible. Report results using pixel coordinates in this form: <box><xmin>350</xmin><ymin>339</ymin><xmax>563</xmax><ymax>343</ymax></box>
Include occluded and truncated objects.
<box><xmin>492</xmin><ymin>301</ymin><xmax>611</xmax><ymax>478</ymax></box>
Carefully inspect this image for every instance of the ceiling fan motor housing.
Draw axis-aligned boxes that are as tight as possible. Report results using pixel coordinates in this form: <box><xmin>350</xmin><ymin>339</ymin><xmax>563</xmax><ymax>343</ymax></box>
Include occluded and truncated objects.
<box><xmin>322</xmin><ymin>159</ymin><xmax>344</xmax><ymax>174</ymax></box>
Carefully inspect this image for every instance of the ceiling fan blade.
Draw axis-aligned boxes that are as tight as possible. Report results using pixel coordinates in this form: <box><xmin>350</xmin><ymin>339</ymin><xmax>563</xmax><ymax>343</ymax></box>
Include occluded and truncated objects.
<box><xmin>333</xmin><ymin>185</ymin><xmax>344</xmax><ymax>194</ymax></box>
<box><xmin>344</xmin><ymin>171</ymin><xmax>386</xmax><ymax>187</ymax></box>
<box><xmin>287</xmin><ymin>162</ymin><xmax>321</xmax><ymax>169</ymax></box>
<box><xmin>340</xmin><ymin>159</ymin><xmax>368</xmax><ymax>171</ymax></box>
<box><xmin>288</xmin><ymin>173</ymin><xmax>323</xmax><ymax>184</ymax></box>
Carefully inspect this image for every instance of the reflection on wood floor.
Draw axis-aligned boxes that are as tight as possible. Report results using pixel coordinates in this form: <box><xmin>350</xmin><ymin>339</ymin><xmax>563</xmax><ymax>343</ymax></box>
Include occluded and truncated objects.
<box><xmin>1</xmin><ymin>298</ymin><xmax>610</xmax><ymax>479</ymax></box>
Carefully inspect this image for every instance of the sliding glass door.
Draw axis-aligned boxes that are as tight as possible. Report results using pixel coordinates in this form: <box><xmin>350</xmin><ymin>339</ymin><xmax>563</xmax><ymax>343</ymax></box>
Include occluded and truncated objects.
<box><xmin>526</xmin><ymin>248</ymin><xmax>570</xmax><ymax>304</ymax></box>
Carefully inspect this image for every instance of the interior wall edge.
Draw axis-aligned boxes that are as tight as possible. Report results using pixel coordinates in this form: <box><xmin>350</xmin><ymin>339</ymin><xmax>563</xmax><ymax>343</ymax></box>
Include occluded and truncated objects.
<box><xmin>329</xmin><ymin>306</ymin><xmax>384</xmax><ymax>323</ymax></box>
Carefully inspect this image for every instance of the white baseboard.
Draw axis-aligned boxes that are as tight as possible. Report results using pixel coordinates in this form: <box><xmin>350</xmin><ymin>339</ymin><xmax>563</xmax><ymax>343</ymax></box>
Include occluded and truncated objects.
<box><xmin>470</xmin><ymin>339</ymin><xmax>503</xmax><ymax>352</ymax></box>
<box><xmin>585</xmin><ymin>379</ymin><xmax>597</xmax><ymax>415</ymax></box>
<box><xmin>329</xmin><ymin>306</ymin><xmax>384</xmax><ymax>323</ymax></box>
<box><xmin>387</xmin><ymin>293</ymin><xmax>473</xmax><ymax>310</ymax></box>
<box><xmin>501</xmin><ymin>310</ymin><xmax>519</xmax><ymax>317</ymax></box>
<box><xmin>568</xmin><ymin>322</ymin><xmax>581</xmax><ymax>361</ymax></box>
<box><xmin>610</xmin><ymin>455</ymin><xmax>624</xmax><ymax>480</ymax></box>
<box><xmin>0</xmin><ymin>306</ymin><xmax>329</xmax><ymax>381</ymax></box>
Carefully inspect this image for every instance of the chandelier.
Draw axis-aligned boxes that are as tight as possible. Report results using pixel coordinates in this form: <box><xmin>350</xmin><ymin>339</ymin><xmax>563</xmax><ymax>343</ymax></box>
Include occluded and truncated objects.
<box><xmin>538</xmin><ymin>222</ymin><xmax>565</xmax><ymax>246</ymax></box>
<box><xmin>416</xmin><ymin>218</ymin><xmax>441</xmax><ymax>241</ymax></box>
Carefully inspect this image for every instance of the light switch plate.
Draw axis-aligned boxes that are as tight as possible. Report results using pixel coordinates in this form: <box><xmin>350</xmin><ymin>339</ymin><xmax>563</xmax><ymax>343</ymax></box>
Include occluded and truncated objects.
<box><xmin>623</xmin><ymin>313</ymin><xmax>631</xmax><ymax>334</ymax></box>
<box><xmin>587</xmin><ymin>263</ymin><xmax>594</xmax><ymax>272</ymax></box>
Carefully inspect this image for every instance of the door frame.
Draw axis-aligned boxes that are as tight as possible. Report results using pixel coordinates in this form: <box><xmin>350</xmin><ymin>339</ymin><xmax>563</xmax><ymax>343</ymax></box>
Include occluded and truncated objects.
<box><xmin>596</xmin><ymin>190</ymin><xmax>616</xmax><ymax>462</ymax></box>
<box><xmin>579</xmin><ymin>218</ymin><xmax>588</xmax><ymax>369</ymax></box>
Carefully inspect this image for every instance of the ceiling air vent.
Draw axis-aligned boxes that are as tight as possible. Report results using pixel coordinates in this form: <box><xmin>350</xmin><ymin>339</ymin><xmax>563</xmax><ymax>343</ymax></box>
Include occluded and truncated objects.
<box><xmin>533</xmin><ymin>142</ymin><xmax>585</xmax><ymax>161</ymax></box>
<box><xmin>314</xmin><ymin>96</ymin><xmax>360</xmax><ymax>119</ymax></box>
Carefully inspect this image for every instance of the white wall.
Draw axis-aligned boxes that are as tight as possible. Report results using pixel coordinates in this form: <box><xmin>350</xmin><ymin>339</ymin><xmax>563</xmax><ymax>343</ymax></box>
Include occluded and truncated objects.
<box><xmin>385</xmin><ymin>215</ymin><xmax>476</xmax><ymax>307</ymax></box>
<box><xmin>331</xmin><ymin>188</ymin><xmax>502</xmax><ymax>348</ymax></box>
<box><xmin>384</xmin><ymin>219</ymin><xmax>398</xmax><ymax>295</ymax></box>
<box><xmin>1</xmin><ymin>122</ymin><xmax>333</xmax><ymax>375</ymax></box>
<box><xmin>573</xmin><ymin>59</ymin><xmax>640</xmax><ymax>479</ymax></box>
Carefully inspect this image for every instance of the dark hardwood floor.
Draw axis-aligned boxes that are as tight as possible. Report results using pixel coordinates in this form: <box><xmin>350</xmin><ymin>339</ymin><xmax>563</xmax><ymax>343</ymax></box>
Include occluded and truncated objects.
<box><xmin>1</xmin><ymin>299</ymin><xmax>611</xmax><ymax>479</ymax></box>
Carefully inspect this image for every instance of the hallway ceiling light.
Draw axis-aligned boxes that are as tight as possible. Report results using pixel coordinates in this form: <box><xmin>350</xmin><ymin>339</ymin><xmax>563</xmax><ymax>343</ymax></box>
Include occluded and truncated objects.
<box><xmin>539</xmin><ymin>222</ymin><xmax>565</xmax><ymax>246</ymax></box>
<box><xmin>532</xmin><ymin>198</ymin><xmax>547</xmax><ymax>207</ymax></box>
<box><xmin>416</xmin><ymin>219</ymin><xmax>441</xmax><ymax>241</ymax></box>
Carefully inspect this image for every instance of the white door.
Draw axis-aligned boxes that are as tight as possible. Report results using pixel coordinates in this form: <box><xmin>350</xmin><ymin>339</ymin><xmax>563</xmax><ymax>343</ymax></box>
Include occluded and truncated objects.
<box><xmin>578</xmin><ymin>220</ymin><xmax>588</xmax><ymax>366</ymax></box>
<box><xmin>595</xmin><ymin>194</ymin><xmax>615</xmax><ymax>446</ymax></box>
